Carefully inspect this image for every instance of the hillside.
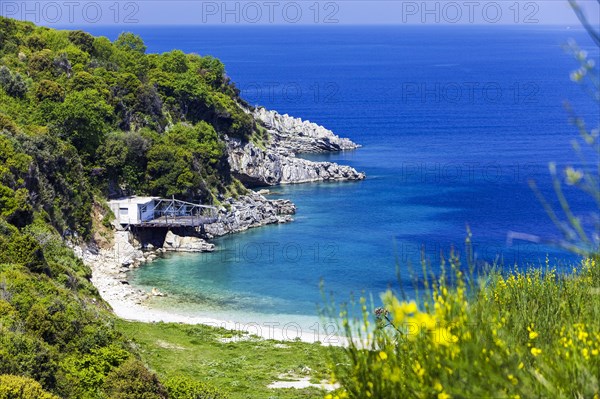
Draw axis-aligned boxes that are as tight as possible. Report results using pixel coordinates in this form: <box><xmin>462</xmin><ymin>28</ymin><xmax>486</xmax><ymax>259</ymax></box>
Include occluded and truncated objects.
<box><xmin>0</xmin><ymin>16</ymin><xmax>359</xmax><ymax>398</ymax></box>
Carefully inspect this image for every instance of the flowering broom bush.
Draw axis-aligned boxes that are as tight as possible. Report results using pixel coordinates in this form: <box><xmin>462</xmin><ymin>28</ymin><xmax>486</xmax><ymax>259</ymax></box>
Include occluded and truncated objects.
<box><xmin>326</xmin><ymin>256</ymin><xmax>600</xmax><ymax>398</ymax></box>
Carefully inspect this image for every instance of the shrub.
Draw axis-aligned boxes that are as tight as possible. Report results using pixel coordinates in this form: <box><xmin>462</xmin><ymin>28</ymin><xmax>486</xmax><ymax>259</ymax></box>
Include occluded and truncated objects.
<box><xmin>0</xmin><ymin>374</ymin><xmax>59</xmax><ymax>399</ymax></box>
<box><xmin>327</xmin><ymin>257</ymin><xmax>600</xmax><ymax>399</ymax></box>
<box><xmin>0</xmin><ymin>66</ymin><xmax>27</xmax><ymax>98</ymax></box>
<box><xmin>67</xmin><ymin>30</ymin><xmax>95</xmax><ymax>54</ymax></box>
<box><xmin>103</xmin><ymin>358</ymin><xmax>168</xmax><ymax>399</ymax></box>
<box><xmin>0</xmin><ymin>232</ymin><xmax>47</xmax><ymax>273</ymax></box>
<box><xmin>0</xmin><ymin>114</ymin><xmax>17</xmax><ymax>134</ymax></box>
<box><xmin>164</xmin><ymin>376</ymin><xmax>228</xmax><ymax>399</ymax></box>
<box><xmin>35</xmin><ymin>80</ymin><xmax>64</xmax><ymax>102</ymax></box>
<box><xmin>28</xmin><ymin>49</ymin><xmax>53</xmax><ymax>75</ymax></box>
<box><xmin>53</xmin><ymin>89</ymin><xmax>112</xmax><ymax>157</ymax></box>
<box><xmin>60</xmin><ymin>344</ymin><xmax>131</xmax><ymax>396</ymax></box>
<box><xmin>0</xmin><ymin>330</ymin><xmax>58</xmax><ymax>390</ymax></box>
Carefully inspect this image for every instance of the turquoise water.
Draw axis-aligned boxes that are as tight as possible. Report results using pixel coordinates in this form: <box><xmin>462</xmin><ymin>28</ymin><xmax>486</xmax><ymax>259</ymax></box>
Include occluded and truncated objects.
<box><xmin>84</xmin><ymin>26</ymin><xmax>599</xmax><ymax>326</ymax></box>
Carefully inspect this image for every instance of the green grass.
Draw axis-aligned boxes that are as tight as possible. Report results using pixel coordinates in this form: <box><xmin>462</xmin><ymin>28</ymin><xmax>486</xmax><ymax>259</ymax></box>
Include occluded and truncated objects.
<box><xmin>115</xmin><ymin>320</ymin><xmax>336</xmax><ymax>399</ymax></box>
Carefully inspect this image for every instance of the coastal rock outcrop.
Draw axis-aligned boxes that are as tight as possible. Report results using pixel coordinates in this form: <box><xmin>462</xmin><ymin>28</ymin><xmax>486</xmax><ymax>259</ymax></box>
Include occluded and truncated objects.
<box><xmin>253</xmin><ymin>107</ymin><xmax>360</xmax><ymax>153</ymax></box>
<box><xmin>205</xmin><ymin>191</ymin><xmax>296</xmax><ymax>237</ymax></box>
<box><xmin>227</xmin><ymin>107</ymin><xmax>365</xmax><ymax>187</ymax></box>
<box><xmin>227</xmin><ymin>139</ymin><xmax>365</xmax><ymax>187</ymax></box>
<box><xmin>163</xmin><ymin>231</ymin><xmax>215</xmax><ymax>252</ymax></box>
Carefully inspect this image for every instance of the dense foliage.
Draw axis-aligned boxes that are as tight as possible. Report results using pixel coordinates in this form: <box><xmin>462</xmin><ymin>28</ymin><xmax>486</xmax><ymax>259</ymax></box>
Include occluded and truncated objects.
<box><xmin>0</xmin><ymin>17</ymin><xmax>252</xmax><ymax>240</ymax></box>
<box><xmin>0</xmin><ymin>17</ymin><xmax>247</xmax><ymax>398</ymax></box>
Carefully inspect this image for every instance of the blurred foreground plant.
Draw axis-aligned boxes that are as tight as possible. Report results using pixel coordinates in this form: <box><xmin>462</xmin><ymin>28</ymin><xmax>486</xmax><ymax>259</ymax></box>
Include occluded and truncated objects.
<box><xmin>527</xmin><ymin>0</ymin><xmax>599</xmax><ymax>256</ymax></box>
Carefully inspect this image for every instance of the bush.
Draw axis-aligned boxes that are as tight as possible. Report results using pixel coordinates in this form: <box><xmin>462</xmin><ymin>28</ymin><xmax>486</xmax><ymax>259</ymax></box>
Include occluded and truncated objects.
<box><xmin>0</xmin><ymin>66</ymin><xmax>27</xmax><ymax>98</ymax></box>
<box><xmin>0</xmin><ymin>329</ymin><xmax>58</xmax><ymax>390</ymax></box>
<box><xmin>28</xmin><ymin>49</ymin><xmax>53</xmax><ymax>75</ymax></box>
<box><xmin>53</xmin><ymin>89</ymin><xmax>112</xmax><ymax>157</ymax></box>
<box><xmin>35</xmin><ymin>80</ymin><xmax>64</xmax><ymax>102</ymax></box>
<box><xmin>0</xmin><ymin>232</ymin><xmax>47</xmax><ymax>273</ymax></box>
<box><xmin>60</xmin><ymin>344</ymin><xmax>131</xmax><ymax>396</ymax></box>
<box><xmin>0</xmin><ymin>114</ymin><xmax>17</xmax><ymax>134</ymax></box>
<box><xmin>164</xmin><ymin>376</ymin><xmax>228</xmax><ymax>399</ymax></box>
<box><xmin>327</xmin><ymin>257</ymin><xmax>600</xmax><ymax>399</ymax></box>
<box><xmin>103</xmin><ymin>358</ymin><xmax>168</xmax><ymax>399</ymax></box>
<box><xmin>0</xmin><ymin>374</ymin><xmax>59</xmax><ymax>399</ymax></box>
<box><xmin>67</xmin><ymin>30</ymin><xmax>94</xmax><ymax>54</ymax></box>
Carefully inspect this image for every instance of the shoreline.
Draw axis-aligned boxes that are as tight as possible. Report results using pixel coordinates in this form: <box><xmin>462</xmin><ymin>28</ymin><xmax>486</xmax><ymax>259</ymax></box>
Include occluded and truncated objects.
<box><xmin>80</xmin><ymin>228</ymin><xmax>347</xmax><ymax>345</ymax></box>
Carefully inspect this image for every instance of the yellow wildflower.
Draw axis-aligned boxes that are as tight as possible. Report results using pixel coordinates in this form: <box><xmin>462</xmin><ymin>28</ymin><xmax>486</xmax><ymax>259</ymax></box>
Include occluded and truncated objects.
<box><xmin>582</xmin><ymin>348</ymin><xmax>590</xmax><ymax>360</ymax></box>
<box><xmin>531</xmin><ymin>347</ymin><xmax>542</xmax><ymax>357</ymax></box>
<box><xmin>527</xmin><ymin>325</ymin><xmax>538</xmax><ymax>340</ymax></box>
<box><xmin>438</xmin><ymin>392</ymin><xmax>451</xmax><ymax>399</ymax></box>
<box><xmin>378</xmin><ymin>351</ymin><xmax>388</xmax><ymax>361</ymax></box>
<box><xmin>413</xmin><ymin>361</ymin><xmax>425</xmax><ymax>378</ymax></box>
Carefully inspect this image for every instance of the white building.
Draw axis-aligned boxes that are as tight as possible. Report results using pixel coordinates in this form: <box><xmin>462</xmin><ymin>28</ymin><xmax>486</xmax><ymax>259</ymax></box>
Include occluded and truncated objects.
<box><xmin>108</xmin><ymin>196</ymin><xmax>159</xmax><ymax>225</ymax></box>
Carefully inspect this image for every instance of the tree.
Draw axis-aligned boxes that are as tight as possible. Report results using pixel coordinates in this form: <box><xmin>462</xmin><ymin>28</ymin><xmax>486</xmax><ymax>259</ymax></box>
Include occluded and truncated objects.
<box><xmin>67</xmin><ymin>30</ymin><xmax>95</xmax><ymax>54</ymax></box>
<box><xmin>161</xmin><ymin>50</ymin><xmax>189</xmax><ymax>73</ymax></box>
<box><xmin>114</xmin><ymin>32</ymin><xmax>147</xmax><ymax>54</ymax></box>
<box><xmin>53</xmin><ymin>89</ymin><xmax>113</xmax><ymax>157</ymax></box>
<box><xmin>146</xmin><ymin>122</ymin><xmax>225</xmax><ymax>199</ymax></box>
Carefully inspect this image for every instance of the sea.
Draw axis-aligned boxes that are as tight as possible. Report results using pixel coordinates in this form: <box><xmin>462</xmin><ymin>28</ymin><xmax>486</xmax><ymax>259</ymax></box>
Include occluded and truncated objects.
<box><xmin>83</xmin><ymin>25</ymin><xmax>599</xmax><ymax>332</ymax></box>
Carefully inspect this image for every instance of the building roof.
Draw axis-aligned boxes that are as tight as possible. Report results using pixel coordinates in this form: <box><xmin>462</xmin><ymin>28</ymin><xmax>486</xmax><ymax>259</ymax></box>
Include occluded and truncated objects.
<box><xmin>108</xmin><ymin>196</ymin><xmax>159</xmax><ymax>205</ymax></box>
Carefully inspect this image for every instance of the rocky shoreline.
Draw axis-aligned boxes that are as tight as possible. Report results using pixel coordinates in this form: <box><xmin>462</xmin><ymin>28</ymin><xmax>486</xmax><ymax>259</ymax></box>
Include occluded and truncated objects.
<box><xmin>78</xmin><ymin>107</ymin><xmax>364</xmax><ymax>340</ymax></box>
<box><xmin>227</xmin><ymin>107</ymin><xmax>365</xmax><ymax>187</ymax></box>
<box><xmin>253</xmin><ymin>107</ymin><xmax>360</xmax><ymax>153</ymax></box>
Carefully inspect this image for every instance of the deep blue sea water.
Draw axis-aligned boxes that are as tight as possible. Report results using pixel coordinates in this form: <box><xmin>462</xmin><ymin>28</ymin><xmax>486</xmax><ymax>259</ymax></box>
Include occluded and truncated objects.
<box><xmin>85</xmin><ymin>26</ymin><xmax>599</xmax><ymax>327</ymax></box>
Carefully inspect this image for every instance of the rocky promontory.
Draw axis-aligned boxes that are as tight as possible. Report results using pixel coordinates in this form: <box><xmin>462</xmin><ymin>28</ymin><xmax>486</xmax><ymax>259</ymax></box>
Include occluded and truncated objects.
<box><xmin>228</xmin><ymin>108</ymin><xmax>366</xmax><ymax>187</ymax></box>
<box><xmin>253</xmin><ymin>107</ymin><xmax>361</xmax><ymax>153</ymax></box>
<box><xmin>228</xmin><ymin>139</ymin><xmax>365</xmax><ymax>187</ymax></box>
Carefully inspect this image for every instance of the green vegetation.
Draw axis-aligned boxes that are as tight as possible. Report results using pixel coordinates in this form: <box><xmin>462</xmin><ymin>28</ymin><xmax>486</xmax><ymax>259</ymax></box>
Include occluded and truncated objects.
<box><xmin>0</xmin><ymin>17</ymin><xmax>253</xmax><ymax>227</ymax></box>
<box><xmin>0</xmin><ymin>374</ymin><xmax>59</xmax><ymax>399</ymax></box>
<box><xmin>0</xmin><ymin>217</ymin><xmax>169</xmax><ymax>398</ymax></box>
<box><xmin>0</xmin><ymin>16</ymin><xmax>260</xmax><ymax>398</ymax></box>
<box><xmin>115</xmin><ymin>320</ymin><xmax>331</xmax><ymax>399</ymax></box>
<box><xmin>326</xmin><ymin>256</ymin><xmax>599</xmax><ymax>399</ymax></box>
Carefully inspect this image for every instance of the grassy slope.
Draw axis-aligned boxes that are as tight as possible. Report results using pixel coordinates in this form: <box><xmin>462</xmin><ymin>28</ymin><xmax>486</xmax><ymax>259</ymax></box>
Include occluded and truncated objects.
<box><xmin>116</xmin><ymin>320</ymin><xmax>334</xmax><ymax>399</ymax></box>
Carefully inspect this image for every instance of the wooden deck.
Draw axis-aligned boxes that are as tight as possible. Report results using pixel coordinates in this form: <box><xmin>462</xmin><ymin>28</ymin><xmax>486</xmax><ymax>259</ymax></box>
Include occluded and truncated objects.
<box><xmin>138</xmin><ymin>215</ymin><xmax>218</xmax><ymax>228</ymax></box>
<box><xmin>121</xmin><ymin>197</ymin><xmax>219</xmax><ymax>229</ymax></box>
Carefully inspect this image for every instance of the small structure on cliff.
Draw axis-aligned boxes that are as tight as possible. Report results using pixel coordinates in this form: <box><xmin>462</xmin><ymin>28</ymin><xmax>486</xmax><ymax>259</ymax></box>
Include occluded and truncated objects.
<box><xmin>108</xmin><ymin>196</ymin><xmax>218</xmax><ymax>229</ymax></box>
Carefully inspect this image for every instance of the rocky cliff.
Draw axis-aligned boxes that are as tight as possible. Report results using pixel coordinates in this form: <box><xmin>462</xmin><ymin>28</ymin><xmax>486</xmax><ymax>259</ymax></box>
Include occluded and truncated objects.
<box><xmin>253</xmin><ymin>107</ymin><xmax>360</xmax><ymax>153</ymax></box>
<box><xmin>228</xmin><ymin>108</ymin><xmax>366</xmax><ymax>187</ymax></box>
